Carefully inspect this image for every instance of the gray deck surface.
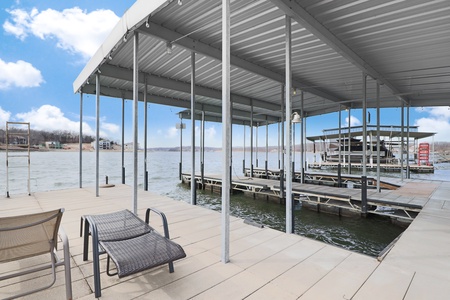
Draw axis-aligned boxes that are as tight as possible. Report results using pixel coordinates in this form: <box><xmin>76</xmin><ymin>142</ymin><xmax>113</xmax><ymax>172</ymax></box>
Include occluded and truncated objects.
<box><xmin>1</xmin><ymin>179</ymin><xmax>449</xmax><ymax>299</ymax></box>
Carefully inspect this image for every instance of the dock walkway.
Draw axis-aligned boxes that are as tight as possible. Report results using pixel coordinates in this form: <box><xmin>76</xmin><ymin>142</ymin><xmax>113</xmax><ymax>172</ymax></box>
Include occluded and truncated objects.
<box><xmin>183</xmin><ymin>173</ymin><xmax>435</xmax><ymax>221</ymax></box>
<box><xmin>1</xmin><ymin>181</ymin><xmax>449</xmax><ymax>299</ymax></box>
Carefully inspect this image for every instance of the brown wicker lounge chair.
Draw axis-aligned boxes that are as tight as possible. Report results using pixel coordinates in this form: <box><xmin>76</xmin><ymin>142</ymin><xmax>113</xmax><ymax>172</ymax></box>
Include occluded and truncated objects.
<box><xmin>82</xmin><ymin>208</ymin><xmax>186</xmax><ymax>298</ymax></box>
<box><xmin>0</xmin><ymin>208</ymin><xmax>72</xmax><ymax>300</ymax></box>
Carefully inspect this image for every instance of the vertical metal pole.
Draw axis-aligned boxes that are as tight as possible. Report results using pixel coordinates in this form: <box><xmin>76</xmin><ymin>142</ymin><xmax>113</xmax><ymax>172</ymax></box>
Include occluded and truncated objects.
<box><xmin>191</xmin><ymin>52</ymin><xmax>197</xmax><ymax>205</ymax></box>
<box><xmin>201</xmin><ymin>110</ymin><xmax>205</xmax><ymax>189</ymax></box>
<box><xmin>338</xmin><ymin>105</ymin><xmax>342</xmax><ymax>165</ymax></box>
<box><xmin>95</xmin><ymin>73</ymin><xmax>100</xmax><ymax>197</ymax></box>
<box><xmin>221</xmin><ymin>0</ymin><xmax>231</xmax><ymax>263</ymax></box>
<box><xmin>401</xmin><ymin>102</ymin><xmax>404</xmax><ymax>181</ymax></box>
<box><xmin>79</xmin><ymin>92</ymin><xmax>83</xmax><ymax>188</ymax></box>
<box><xmin>281</xmin><ymin>85</ymin><xmax>285</xmax><ymax>173</ymax></box>
<box><xmin>300</xmin><ymin>91</ymin><xmax>304</xmax><ymax>182</ymax></box>
<box><xmin>250</xmin><ymin>102</ymin><xmax>254</xmax><ymax>177</ymax></box>
<box><xmin>121</xmin><ymin>97</ymin><xmax>125</xmax><ymax>184</ymax></box>
<box><xmin>179</xmin><ymin>115</ymin><xmax>183</xmax><ymax>180</ymax></box>
<box><xmin>293</xmin><ymin>120</ymin><xmax>296</xmax><ymax>169</ymax></box>
<box><xmin>243</xmin><ymin>123</ymin><xmax>246</xmax><ymax>174</ymax></box>
<box><xmin>361</xmin><ymin>176</ymin><xmax>367</xmax><ymax>216</ymax></box>
<box><xmin>348</xmin><ymin>107</ymin><xmax>351</xmax><ymax>174</ymax></box>
<box><xmin>265</xmin><ymin>119</ymin><xmax>269</xmax><ymax>178</ymax></box>
<box><xmin>362</xmin><ymin>73</ymin><xmax>367</xmax><ymax>176</ymax></box>
<box><xmin>277</xmin><ymin>121</ymin><xmax>280</xmax><ymax>169</ymax></box>
<box><xmin>303</xmin><ymin>109</ymin><xmax>307</xmax><ymax>173</ymax></box>
<box><xmin>376</xmin><ymin>82</ymin><xmax>381</xmax><ymax>192</ymax></box>
<box><xmin>256</xmin><ymin>122</ymin><xmax>259</xmax><ymax>168</ymax></box>
<box><xmin>285</xmin><ymin>15</ymin><xmax>293</xmax><ymax>234</ymax></box>
<box><xmin>407</xmin><ymin>104</ymin><xmax>410</xmax><ymax>179</ymax></box>
<box><xmin>132</xmin><ymin>31</ymin><xmax>139</xmax><ymax>214</ymax></box>
<box><xmin>144</xmin><ymin>76</ymin><xmax>148</xmax><ymax>191</ymax></box>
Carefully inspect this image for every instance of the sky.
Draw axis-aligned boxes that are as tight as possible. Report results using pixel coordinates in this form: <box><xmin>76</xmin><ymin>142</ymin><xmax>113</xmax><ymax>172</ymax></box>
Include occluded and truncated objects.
<box><xmin>1</xmin><ymin>0</ymin><xmax>449</xmax><ymax>148</ymax></box>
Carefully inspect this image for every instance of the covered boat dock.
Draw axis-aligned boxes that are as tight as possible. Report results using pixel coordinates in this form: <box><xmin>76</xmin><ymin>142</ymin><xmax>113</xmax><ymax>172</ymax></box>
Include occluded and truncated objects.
<box><xmin>72</xmin><ymin>0</ymin><xmax>450</xmax><ymax>265</ymax></box>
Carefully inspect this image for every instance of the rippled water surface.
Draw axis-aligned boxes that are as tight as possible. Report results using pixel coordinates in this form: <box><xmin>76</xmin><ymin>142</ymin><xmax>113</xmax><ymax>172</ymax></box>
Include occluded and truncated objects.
<box><xmin>2</xmin><ymin>150</ymin><xmax>449</xmax><ymax>257</ymax></box>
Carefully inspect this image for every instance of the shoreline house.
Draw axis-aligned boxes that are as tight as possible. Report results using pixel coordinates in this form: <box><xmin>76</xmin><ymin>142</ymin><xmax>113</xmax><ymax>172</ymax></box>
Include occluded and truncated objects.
<box><xmin>45</xmin><ymin>141</ymin><xmax>62</xmax><ymax>149</ymax></box>
<box><xmin>91</xmin><ymin>140</ymin><xmax>112</xmax><ymax>150</ymax></box>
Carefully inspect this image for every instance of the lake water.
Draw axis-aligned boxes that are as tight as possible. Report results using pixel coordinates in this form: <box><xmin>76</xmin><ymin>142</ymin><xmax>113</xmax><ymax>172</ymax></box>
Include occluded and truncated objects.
<box><xmin>2</xmin><ymin>150</ymin><xmax>449</xmax><ymax>257</ymax></box>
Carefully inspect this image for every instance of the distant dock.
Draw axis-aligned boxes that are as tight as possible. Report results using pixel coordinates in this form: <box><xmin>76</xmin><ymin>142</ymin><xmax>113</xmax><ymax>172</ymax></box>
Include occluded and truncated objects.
<box><xmin>308</xmin><ymin>161</ymin><xmax>435</xmax><ymax>173</ymax></box>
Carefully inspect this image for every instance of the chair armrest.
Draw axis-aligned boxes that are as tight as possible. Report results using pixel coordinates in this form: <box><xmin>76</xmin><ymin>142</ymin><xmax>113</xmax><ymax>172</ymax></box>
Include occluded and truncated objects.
<box><xmin>145</xmin><ymin>208</ymin><xmax>170</xmax><ymax>239</ymax></box>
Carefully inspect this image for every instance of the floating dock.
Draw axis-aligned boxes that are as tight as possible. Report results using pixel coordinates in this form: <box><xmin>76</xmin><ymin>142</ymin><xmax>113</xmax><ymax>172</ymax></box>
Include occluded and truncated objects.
<box><xmin>182</xmin><ymin>173</ymin><xmax>431</xmax><ymax>222</ymax></box>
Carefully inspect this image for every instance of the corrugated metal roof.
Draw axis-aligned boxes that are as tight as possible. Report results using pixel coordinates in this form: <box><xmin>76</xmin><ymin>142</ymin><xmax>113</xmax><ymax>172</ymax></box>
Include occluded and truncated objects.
<box><xmin>74</xmin><ymin>0</ymin><xmax>450</xmax><ymax>122</ymax></box>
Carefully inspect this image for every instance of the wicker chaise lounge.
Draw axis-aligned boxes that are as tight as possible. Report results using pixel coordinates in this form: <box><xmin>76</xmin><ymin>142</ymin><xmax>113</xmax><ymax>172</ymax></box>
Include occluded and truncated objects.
<box><xmin>82</xmin><ymin>208</ymin><xmax>186</xmax><ymax>298</ymax></box>
<box><xmin>0</xmin><ymin>208</ymin><xmax>72</xmax><ymax>300</ymax></box>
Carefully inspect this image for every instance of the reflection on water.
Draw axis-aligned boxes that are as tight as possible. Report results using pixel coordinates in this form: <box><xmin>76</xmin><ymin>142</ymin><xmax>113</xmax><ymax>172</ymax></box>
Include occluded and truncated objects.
<box><xmin>178</xmin><ymin>185</ymin><xmax>404</xmax><ymax>257</ymax></box>
<box><xmin>1</xmin><ymin>150</ymin><xmax>448</xmax><ymax>257</ymax></box>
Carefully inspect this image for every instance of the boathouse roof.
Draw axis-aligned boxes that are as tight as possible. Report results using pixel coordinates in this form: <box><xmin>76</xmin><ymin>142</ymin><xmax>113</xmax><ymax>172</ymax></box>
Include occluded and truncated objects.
<box><xmin>73</xmin><ymin>0</ymin><xmax>450</xmax><ymax>120</ymax></box>
<box><xmin>307</xmin><ymin>125</ymin><xmax>436</xmax><ymax>142</ymax></box>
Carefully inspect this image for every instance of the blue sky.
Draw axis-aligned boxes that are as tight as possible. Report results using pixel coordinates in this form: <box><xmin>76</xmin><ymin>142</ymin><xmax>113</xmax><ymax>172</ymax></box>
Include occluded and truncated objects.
<box><xmin>1</xmin><ymin>0</ymin><xmax>449</xmax><ymax>148</ymax></box>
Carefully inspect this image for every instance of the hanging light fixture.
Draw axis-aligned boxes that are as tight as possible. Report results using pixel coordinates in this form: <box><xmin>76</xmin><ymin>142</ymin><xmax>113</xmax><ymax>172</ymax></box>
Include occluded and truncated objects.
<box><xmin>291</xmin><ymin>112</ymin><xmax>301</xmax><ymax>123</ymax></box>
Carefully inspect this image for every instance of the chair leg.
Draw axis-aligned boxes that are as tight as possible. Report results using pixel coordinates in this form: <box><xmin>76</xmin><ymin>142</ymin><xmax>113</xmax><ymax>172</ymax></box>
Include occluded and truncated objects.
<box><xmin>83</xmin><ymin>218</ymin><xmax>89</xmax><ymax>261</ymax></box>
<box><xmin>90</xmin><ymin>222</ymin><xmax>102</xmax><ymax>298</ymax></box>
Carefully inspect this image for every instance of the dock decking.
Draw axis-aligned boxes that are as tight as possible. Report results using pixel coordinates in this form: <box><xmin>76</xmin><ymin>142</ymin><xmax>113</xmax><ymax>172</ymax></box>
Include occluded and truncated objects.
<box><xmin>1</xmin><ymin>181</ymin><xmax>449</xmax><ymax>299</ymax></box>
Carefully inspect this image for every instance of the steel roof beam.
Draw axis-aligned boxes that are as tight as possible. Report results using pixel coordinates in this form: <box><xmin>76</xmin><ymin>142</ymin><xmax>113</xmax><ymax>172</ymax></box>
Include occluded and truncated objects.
<box><xmin>98</xmin><ymin>64</ymin><xmax>280</xmax><ymax>112</ymax></box>
<box><xmin>270</xmin><ymin>0</ymin><xmax>407</xmax><ymax>103</ymax></box>
<box><xmin>138</xmin><ymin>22</ymin><xmax>341</xmax><ymax>102</ymax></box>
<box><xmin>81</xmin><ymin>83</ymin><xmax>279</xmax><ymax>123</ymax></box>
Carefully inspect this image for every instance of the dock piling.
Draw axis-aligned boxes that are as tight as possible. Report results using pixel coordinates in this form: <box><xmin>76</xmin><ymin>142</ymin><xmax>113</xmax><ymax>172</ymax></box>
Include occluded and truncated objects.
<box><xmin>337</xmin><ymin>164</ymin><xmax>342</xmax><ymax>187</ymax></box>
<box><xmin>361</xmin><ymin>176</ymin><xmax>367</xmax><ymax>216</ymax></box>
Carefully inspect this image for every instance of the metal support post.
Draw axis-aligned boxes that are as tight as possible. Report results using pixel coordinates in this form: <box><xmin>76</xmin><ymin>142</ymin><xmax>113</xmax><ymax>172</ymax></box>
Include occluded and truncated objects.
<box><xmin>95</xmin><ymin>73</ymin><xmax>100</xmax><ymax>197</ymax></box>
<box><xmin>121</xmin><ymin>97</ymin><xmax>125</xmax><ymax>184</ymax></box>
<box><xmin>191</xmin><ymin>52</ymin><xmax>196</xmax><ymax>205</ymax></box>
<box><xmin>285</xmin><ymin>15</ymin><xmax>293</xmax><ymax>234</ymax></box>
<box><xmin>79</xmin><ymin>92</ymin><xmax>83</xmax><ymax>188</ymax></box>
<box><xmin>144</xmin><ymin>76</ymin><xmax>148</xmax><ymax>191</ymax></box>
<box><xmin>221</xmin><ymin>0</ymin><xmax>231</xmax><ymax>263</ymax></box>
<box><xmin>132</xmin><ymin>31</ymin><xmax>139</xmax><ymax>214</ymax></box>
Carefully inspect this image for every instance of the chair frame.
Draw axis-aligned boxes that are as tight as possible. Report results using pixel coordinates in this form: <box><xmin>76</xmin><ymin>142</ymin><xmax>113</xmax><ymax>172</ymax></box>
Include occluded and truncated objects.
<box><xmin>82</xmin><ymin>208</ymin><xmax>185</xmax><ymax>298</ymax></box>
<box><xmin>0</xmin><ymin>208</ymin><xmax>72</xmax><ymax>300</ymax></box>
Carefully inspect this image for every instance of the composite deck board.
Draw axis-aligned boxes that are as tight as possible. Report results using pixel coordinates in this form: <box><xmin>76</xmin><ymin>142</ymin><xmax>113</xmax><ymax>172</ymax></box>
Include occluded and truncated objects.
<box><xmin>0</xmin><ymin>180</ymin><xmax>449</xmax><ymax>299</ymax></box>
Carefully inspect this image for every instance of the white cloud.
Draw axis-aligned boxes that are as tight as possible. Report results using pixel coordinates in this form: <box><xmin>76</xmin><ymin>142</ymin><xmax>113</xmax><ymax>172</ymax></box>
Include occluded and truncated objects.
<box><xmin>0</xmin><ymin>107</ymin><xmax>12</xmax><ymax>127</ymax></box>
<box><xmin>15</xmin><ymin>104</ymin><xmax>94</xmax><ymax>135</ymax></box>
<box><xmin>205</xmin><ymin>126</ymin><xmax>216</xmax><ymax>139</ymax></box>
<box><xmin>0</xmin><ymin>58</ymin><xmax>44</xmax><ymax>89</ymax></box>
<box><xmin>344</xmin><ymin>115</ymin><xmax>361</xmax><ymax>127</ymax></box>
<box><xmin>166</xmin><ymin>127</ymin><xmax>178</xmax><ymax>138</ymax></box>
<box><xmin>4</xmin><ymin>7</ymin><xmax>120</xmax><ymax>59</ymax></box>
<box><xmin>101</xmin><ymin>122</ymin><xmax>119</xmax><ymax>134</ymax></box>
<box><xmin>415</xmin><ymin>106</ymin><xmax>450</xmax><ymax>142</ymax></box>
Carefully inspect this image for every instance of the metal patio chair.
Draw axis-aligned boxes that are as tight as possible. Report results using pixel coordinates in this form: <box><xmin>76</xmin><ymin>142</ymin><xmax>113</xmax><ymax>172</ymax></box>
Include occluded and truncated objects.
<box><xmin>82</xmin><ymin>208</ymin><xmax>186</xmax><ymax>298</ymax></box>
<box><xmin>0</xmin><ymin>208</ymin><xmax>72</xmax><ymax>300</ymax></box>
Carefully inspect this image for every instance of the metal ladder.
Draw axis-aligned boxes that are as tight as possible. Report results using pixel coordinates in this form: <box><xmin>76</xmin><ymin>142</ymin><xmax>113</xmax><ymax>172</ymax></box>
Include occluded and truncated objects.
<box><xmin>6</xmin><ymin>122</ymin><xmax>31</xmax><ymax>197</ymax></box>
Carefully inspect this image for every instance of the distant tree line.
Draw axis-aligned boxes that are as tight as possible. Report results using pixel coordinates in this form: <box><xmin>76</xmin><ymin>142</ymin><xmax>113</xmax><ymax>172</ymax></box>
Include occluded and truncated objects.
<box><xmin>0</xmin><ymin>128</ymin><xmax>96</xmax><ymax>145</ymax></box>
